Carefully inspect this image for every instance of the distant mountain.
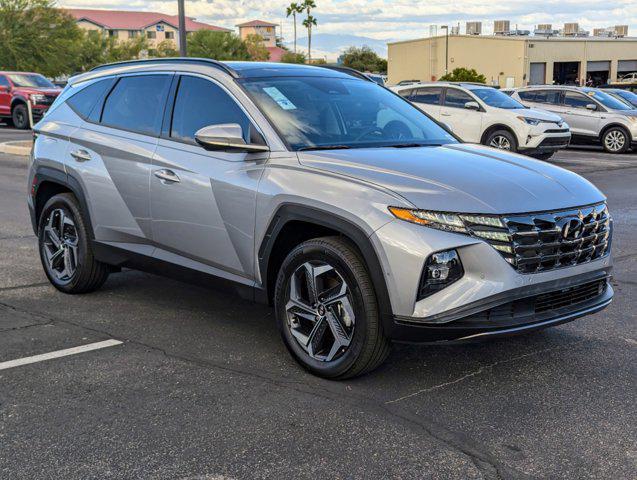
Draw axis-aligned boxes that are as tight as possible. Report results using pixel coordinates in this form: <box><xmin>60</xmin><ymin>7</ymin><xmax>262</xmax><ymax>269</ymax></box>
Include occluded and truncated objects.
<box><xmin>287</xmin><ymin>33</ymin><xmax>389</xmax><ymax>61</ymax></box>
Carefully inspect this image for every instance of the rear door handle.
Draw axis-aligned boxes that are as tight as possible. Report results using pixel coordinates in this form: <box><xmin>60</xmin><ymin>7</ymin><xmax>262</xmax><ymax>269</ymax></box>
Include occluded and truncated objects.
<box><xmin>70</xmin><ymin>149</ymin><xmax>91</xmax><ymax>162</ymax></box>
<box><xmin>154</xmin><ymin>169</ymin><xmax>180</xmax><ymax>184</ymax></box>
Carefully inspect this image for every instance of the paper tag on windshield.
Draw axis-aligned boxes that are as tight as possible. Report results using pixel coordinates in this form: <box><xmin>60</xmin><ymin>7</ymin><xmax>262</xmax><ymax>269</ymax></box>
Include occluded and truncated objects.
<box><xmin>263</xmin><ymin>87</ymin><xmax>297</xmax><ymax>110</ymax></box>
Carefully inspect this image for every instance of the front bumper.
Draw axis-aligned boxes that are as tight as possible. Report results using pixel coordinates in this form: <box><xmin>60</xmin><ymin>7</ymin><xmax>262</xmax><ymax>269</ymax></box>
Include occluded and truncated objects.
<box><xmin>388</xmin><ymin>271</ymin><xmax>612</xmax><ymax>343</ymax></box>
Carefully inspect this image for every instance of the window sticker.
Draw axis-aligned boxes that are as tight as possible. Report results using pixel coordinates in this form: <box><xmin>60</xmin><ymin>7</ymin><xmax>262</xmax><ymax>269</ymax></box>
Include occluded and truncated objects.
<box><xmin>263</xmin><ymin>87</ymin><xmax>297</xmax><ymax>110</ymax></box>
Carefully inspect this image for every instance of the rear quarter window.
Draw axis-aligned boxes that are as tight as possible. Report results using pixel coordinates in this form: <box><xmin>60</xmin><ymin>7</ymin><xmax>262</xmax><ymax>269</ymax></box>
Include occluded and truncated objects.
<box><xmin>66</xmin><ymin>79</ymin><xmax>113</xmax><ymax>119</ymax></box>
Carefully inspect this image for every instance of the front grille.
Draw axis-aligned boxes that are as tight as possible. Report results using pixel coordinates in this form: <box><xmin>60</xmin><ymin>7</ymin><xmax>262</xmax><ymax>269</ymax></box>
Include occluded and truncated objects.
<box><xmin>535</xmin><ymin>280</ymin><xmax>605</xmax><ymax>313</ymax></box>
<box><xmin>464</xmin><ymin>203</ymin><xmax>611</xmax><ymax>273</ymax></box>
<box><xmin>41</xmin><ymin>95</ymin><xmax>57</xmax><ymax>105</ymax></box>
<box><xmin>543</xmin><ymin>128</ymin><xmax>569</xmax><ymax>134</ymax></box>
<box><xmin>538</xmin><ymin>136</ymin><xmax>570</xmax><ymax>146</ymax></box>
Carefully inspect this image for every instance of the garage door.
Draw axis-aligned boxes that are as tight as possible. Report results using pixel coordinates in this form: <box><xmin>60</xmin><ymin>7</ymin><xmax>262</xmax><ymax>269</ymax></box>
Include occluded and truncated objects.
<box><xmin>618</xmin><ymin>60</ymin><xmax>637</xmax><ymax>72</ymax></box>
<box><xmin>587</xmin><ymin>61</ymin><xmax>610</xmax><ymax>72</ymax></box>
<box><xmin>529</xmin><ymin>63</ymin><xmax>546</xmax><ymax>85</ymax></box>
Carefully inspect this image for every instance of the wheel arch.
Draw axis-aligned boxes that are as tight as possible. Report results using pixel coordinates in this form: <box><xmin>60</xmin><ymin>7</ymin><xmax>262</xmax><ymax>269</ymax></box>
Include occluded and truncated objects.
<box><xmin>480</xmin><ymin>123</ymin><xmax>518</xmax><ymax>146</ymax></box>
<box><xmin>257</xmin><ymin>204</ymin><xmax>393</xmax><ymax>321</ymax></box>
<box><xmin>599</xmin><ymin>123</ymin><xmax>632</xmax><ymax>143</ymax></box>
<box><xmin>32</xmin><ymin>167</ymin><xmax>95</xmax><ymax>239</ymax></box>
<box><xmin>10</xmin><ymin>96</ymin><xmax>28</xmax><ymax>110</ymax></box>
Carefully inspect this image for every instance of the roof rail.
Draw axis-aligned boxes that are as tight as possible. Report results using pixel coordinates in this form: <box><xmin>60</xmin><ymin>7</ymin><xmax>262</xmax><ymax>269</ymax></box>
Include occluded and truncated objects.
<box><xmin>89</xmin><ymin>58</ymin><xmax>239</xmax><ymax>78</ymax></box>
<box><xmin>318</xmin><ymin>65</ymin><xmax>374</xmax><ymax>82</ymax></box>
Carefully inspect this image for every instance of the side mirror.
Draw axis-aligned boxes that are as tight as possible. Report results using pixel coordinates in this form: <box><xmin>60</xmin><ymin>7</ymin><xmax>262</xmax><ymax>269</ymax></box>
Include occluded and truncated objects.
<box><xmin>585</xmin><ymin>103</ymin><xmax>598</xmax><ymax>111</ymax></box>
<box><xmin>194</xmin><ymin>123</ymin><xmax>269</xmax><ymax>153</ymax></box>
<box><xmin>464</xmin><ymin>101</ymin><xmax>480</xmax><ymax>111</ymax></box>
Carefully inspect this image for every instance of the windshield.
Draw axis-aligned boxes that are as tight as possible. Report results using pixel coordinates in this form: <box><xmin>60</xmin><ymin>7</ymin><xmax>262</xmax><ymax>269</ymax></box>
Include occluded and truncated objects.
<box><xmin>472</xmin><ymin>88</ymin><xmax>525</xmax><ymax>109</ymax></box>
<box><xmin>610</xmin><ymin>90</ymin><xmax>637</xmax><ymax>107</ymax></box>
<box><xmin>585</xmin><ymin>90</ymin><xmax>632</xmax><ymax>110</ymax></box>
<box><xmin>8</xmin><ymin>74</ymin><xmax>55</xmax><ymax>88</ymax></box>
<box><xmin>240</xmin><ymin>76</ymin><xmax>457</xmax><ymax>150</ymax></box>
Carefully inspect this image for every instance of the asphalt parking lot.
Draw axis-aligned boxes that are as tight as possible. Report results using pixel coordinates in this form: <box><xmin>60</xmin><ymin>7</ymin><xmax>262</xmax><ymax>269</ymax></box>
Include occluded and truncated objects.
<box><xmin>0</xmin><ymin>142</ymin><xmax>635</xmax><ymax>479</ymax></box>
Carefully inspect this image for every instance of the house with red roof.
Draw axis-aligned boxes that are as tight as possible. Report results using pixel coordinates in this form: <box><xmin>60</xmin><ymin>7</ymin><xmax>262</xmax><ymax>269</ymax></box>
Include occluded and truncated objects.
<box><xmin>67</xmin><ymin>9</ymin><xmax>229</xmax><ymax>51</ymax></box>
<box><xmin>237</xmin><ymin>19</ymin><xmax>287</xmax><ymax>62</ymax></box>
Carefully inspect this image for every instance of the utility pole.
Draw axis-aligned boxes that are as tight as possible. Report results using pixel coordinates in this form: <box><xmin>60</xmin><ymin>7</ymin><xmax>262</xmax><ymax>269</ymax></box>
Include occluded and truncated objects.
<box><xmin>441</xmin><ymin>25</ymin><xmax>449</xmax><ymax>75</ymax></box>
<box><xmin>178</xmin><ymin>0</ymin><xmax>187</xmax><ymax>56</ymax></box>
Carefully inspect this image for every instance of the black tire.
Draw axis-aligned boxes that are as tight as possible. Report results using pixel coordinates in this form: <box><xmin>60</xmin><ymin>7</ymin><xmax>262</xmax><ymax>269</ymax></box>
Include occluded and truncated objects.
<box><xmin>38</xmin><ymin>193</ymin><xmax>109</xmax><ymax>293</ymax></box>
<box><xmin>485</xmin><ymin>129</ymin><xmax>518</xmax><ymax>152</ymax></box>
<box><xmin>11</xmin><ymin>103</ymin><xmax>30</xmax><ymax>130</ymax></box>
<box><xmin>601</xmin><ymin>127</ymin><xmax>630</xmax><ymax>154</ymax></box>
<box><xmin>274</xmin><ymin>236</ymin><xmax>391</xmax><ymax>379</ymax></box>
<box><xmin>530</xmin><ymin>151</ymin><xmax>555</xmax><ymax>161</ymax></box>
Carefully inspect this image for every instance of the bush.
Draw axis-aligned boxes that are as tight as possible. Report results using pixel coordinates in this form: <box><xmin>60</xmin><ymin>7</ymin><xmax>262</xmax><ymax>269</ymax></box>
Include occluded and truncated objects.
<box><xmin>281</xmin><ymin>51</ymin><xmax>306</xmax><ymax>64</ymax></box>
<box><xmin>439</xmin><ymin>67</ymin><xmax>486</xmax><ymax>83</ymax></box>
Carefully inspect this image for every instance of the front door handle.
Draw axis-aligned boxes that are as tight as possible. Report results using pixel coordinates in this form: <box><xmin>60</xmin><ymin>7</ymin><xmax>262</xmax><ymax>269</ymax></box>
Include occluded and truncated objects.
<box><xmin>154</xmin><ymin>169</ymin><xmax>180</xmax><ymax>184</ymax></box>
<box><xmin>70</xmin><ymin>149</ymin><xmax>91</xmax><ymax>162</ymax></box>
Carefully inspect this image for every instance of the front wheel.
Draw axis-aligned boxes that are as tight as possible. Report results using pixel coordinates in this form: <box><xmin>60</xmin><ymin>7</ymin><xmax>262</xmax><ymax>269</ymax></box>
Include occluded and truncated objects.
<box><xmin>485</xmin><ymin>129</ymin><xmax>518</xmax><ymax>152</ymax></box>
<box><xmin>12</xmin><ymin>104</ymin><xmax>30</xmax><ymax>130</ymax></box>
<box><xmin>38</xmin><ymin>193</ymin><xmax>110</xmax><ymax>293</ymax></box>
<box><xmin>601</xmin><ymin>127</ymin><xmax>630</xmax><ymax>154</ymax></box>
<box><xmin>274</xmin><ymin>236</ymin><xmax>390</xmax><ymax>379</ymax></box>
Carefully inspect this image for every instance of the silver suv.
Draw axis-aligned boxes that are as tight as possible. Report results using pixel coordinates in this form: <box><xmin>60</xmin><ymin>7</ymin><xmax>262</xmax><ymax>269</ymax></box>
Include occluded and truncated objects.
<box><xmin>511</xmin><ymin>86</ymin><xmax>637</xmax><ymax>153</ymax></box>
<box><xmin>28</xmin><ymin>60</ymin><xmax>613</xmax><ymax>378</ymax></box>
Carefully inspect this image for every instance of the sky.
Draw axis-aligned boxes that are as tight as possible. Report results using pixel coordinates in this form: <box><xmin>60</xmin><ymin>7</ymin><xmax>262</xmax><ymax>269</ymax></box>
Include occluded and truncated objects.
<box><xmin>58</xmin><ymin>0</ymin><xmax>637</xmax><ymax>51</ymax></box>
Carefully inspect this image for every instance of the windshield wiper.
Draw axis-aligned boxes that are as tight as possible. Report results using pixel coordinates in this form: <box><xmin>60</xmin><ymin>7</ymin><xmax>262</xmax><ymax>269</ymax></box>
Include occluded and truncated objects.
<box><xmin>390</xmin><ymin>143</ymin><xmax>441</xmax><ymax>148</ymax></box>
<box><xmin>298</xmin><ymin>145</ymin><xmax>351</xmax><ymax>151</ymax></box>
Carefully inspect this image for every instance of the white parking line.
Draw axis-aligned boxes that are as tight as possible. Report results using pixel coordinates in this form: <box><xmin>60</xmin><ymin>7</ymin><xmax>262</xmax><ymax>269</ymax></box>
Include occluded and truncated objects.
<box><xmin>0</xmin><ymin>339</ymin><xmax>123</xmax><ymax>371</ymax></box>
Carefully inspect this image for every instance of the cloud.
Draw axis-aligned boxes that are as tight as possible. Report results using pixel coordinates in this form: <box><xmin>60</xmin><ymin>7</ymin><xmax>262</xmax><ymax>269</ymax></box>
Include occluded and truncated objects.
<box><xmin>58</xmin><ymin>0</ymin><xmax>637</xmax><ymax>47</ymax></box>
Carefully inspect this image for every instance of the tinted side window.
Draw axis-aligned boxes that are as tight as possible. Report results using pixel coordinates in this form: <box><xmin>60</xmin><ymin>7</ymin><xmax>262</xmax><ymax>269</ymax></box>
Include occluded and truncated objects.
<box><xmin>518</xmin><ymin>91</ymin><xmax>536</xmax><ymax>101</ymax></box>
<box><xmin>0</xmin><ymin>75</ymin><xmax>9</xmax><ymax>88</ymax></box>
<box><xmin>444</xmin><ymin>89</ymin><xmax>474</xmax><ymax>108</ymax></box>
<box><xmin>66</xmin><ymin>79</ymin><xmax>112</xmax><ymax>119</ymax></box>
<box><xmin>101</xmin><ymin>75</ymin><xmax>171</xmax><ymax>136</ymax></box>
<box><xmin>412</xmin><ymin>87</ymin><xmax>442</xmax><ymax>105</ymax></box>
<box><xmin>534</xmin><ymin>90</ymin><xmax>561</xmax><ymax>105</ymax></box>
<box><xmin>563</xmin><ymin>91</ymin><xmax>591</xmax><ymax>109</ymax></box>
<box><xmin>397</xmin><ymin>89</ymin><xmax>413</xmax><ymax>98</ymax></box>
<box><xmin>170</xmin><ymin>76</ymin><xmax>251</xmax><ymax>143</ymax></box>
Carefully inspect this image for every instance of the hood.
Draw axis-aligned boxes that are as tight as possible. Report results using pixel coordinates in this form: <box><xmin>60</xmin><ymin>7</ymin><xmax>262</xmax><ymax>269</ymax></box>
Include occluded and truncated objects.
<box><xmin>299</xmin><ymin>143</ymin><xmax>605</xmax><ymax>214</ymax></box>
<box><xmin>16</xmin><ymin>87</ymin><xmax>61</xmax><ymax>95</ymax></box>
<box><xmin>511</xmin><ymin>107</ymin><xmax>562</xmax><ymax>122</ymax></box>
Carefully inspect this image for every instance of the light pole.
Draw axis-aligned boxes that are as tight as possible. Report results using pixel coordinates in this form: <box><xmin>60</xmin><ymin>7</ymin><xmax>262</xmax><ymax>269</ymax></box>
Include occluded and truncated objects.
<box><xmin>441</xmin><ymin>25</ymin><xmax>449</xmax><ymax>75</ymax></box>
<box><xmin>178</xmin><ymin>0</ymin><xmax>187</xmax><ymax>56</ymax></box>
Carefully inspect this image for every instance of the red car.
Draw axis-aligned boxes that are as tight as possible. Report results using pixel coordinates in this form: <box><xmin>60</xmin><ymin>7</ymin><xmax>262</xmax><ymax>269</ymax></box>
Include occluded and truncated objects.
<box><xmin>0</xmin><ymin>72</ymin><xmax>62</xmax><ymax>129</ymax></box>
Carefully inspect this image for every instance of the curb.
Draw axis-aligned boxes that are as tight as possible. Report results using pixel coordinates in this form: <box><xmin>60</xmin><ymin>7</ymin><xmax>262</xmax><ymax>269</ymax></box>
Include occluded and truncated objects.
<box><xmin>0</xmin><ymin>141</ymin><xmax>32</xmax><ymax>157</ymax></box>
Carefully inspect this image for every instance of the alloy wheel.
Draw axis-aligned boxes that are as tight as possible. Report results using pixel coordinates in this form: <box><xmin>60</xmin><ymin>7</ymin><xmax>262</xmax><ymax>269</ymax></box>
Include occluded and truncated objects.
<box><xmin>42</xmin><ymin>208</ymin><xmax>79</xmax><ymax>282</ymax></box>
<box><xmin>604</xmin><ymin>130</ymin><xmax>625</xmax><ymax>152</ymax></box>
<box><xmin>490</xmin><ymin>135</ymin><xmax>512</xmax><ymax>150</ymax></box>
<box><xmin>285</xmin><ymin>261</ymin><xmax>355</xmax><ymax>362</ymax></box>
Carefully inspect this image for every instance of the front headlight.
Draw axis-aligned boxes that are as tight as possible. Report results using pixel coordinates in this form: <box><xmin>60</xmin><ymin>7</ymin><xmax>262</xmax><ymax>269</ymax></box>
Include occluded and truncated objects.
<box><xmin>30</xmin><ymin>94</ymin><xmax>46</xmax><ymax>105</ymax></box>
<box><xmin>517</xmin><ymin>116</ymin><xmax>542</xmax><ymax>126</ymax></box>
<box><xmin>388</xmin><ymin>207</ymin><xmax>504</xmax><ymax>233</ymax></box>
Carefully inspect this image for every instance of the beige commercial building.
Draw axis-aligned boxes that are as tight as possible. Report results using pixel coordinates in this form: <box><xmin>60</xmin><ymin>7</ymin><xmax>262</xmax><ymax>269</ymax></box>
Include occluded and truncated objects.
<box><xmin>388</xmin><ymin>34</ymin><xmax>637</xmax><ymax>87</ymax></box>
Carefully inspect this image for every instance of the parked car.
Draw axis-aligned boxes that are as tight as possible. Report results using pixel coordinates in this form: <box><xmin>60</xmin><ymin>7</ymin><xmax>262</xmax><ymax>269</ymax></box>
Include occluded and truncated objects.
<box><xmin>512</xmin><ymin>86</ymin><xmax>637</xmax><ymax>153</ymax></box>
<box><xmin>29</xmin><ymin>60</ymin><xmax>613</xmax><ymax>378</ymax></box>
<box><xmin>0</xmin><ymin>71</ymin><xmax>62</xmax><ymax>129</ymax></box>
<box><xmin>602</xmin><ymin>88</ymin><xmax>637</xmax><ymax>108</ymax></box>
<box><xmin>617</xmin><ymin>72</ymin><xmax>637</xmax><ymax>84</ymax></box>
<box><xmin>392</xmin><ymin>82</ymin><xmax>571</xmax><ymax>159</ymax></box>
<box><xmin>365</xmin><ymin>73</ymin><xmax>385</xmax><ymax>86</ymax></box>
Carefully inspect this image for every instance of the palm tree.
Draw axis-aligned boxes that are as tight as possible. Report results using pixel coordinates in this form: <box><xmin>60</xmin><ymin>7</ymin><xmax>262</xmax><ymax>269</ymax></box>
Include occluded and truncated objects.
<box><xmin>302</xmin><ymin>0</ymin><xmax>317</xmax><ymax>63</ymax></box>
<box><xmin>286</xmin><ymin>3</ymin><xmax>304</xmax><ymax>53</ymax></box>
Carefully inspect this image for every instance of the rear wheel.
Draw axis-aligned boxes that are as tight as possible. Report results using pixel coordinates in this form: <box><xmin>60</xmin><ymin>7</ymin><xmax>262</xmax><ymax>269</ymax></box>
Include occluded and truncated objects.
<box><xmin>38</xmin><ymin>193</ymin><xmax>109</xmax><ymax>293</ymax></box>
<box><xmin>274</xmin><ymin>236</ymin><xmax>390</xmax><ymax>379</ymax></box>
<box><xmin>485</xmin><ymin>129</ymin><xmax>518</xmax><ymax>152</ymax></box>
<box><xmin>601</xmin><ymin>127</ymin><xmax>629</xmax><ymax>154</ymax></box>
<box><xmin>12</xmin><ymin>103</ymin><xmax>29</xmax><ymax>130</ymax></box>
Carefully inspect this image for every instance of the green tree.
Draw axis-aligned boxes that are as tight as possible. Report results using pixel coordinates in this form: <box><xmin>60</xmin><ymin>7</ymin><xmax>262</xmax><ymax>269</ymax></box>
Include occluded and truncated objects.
<box><xmin>281</xmin><ymin>50</ymin><xmax>306</xmax><ymax>64</ymax></box>
<box><xmin>186</xmin><ymin>30</ymin><xmax>250</xmax><ymax>60</ymax></box>
<box><xmin>439</xmin><ymin>67</ymin><xmax>486</xmax><ymax>83</ymax></box>
<box><xmin>286</xmin><ymin>2</ymin><xmax>304</xmax><ymax>53</ymax></box>
<box><xmin>150</xmin><ymin>39</ymin><xmax>179</xmax><ymax>58</ymax></box>
<box><xmin>340</xmin><ymin>45</ymin><xmax>386</xmax><ymax>73</ymax></box>
<box><xmin>302</xmin><ymin>0</ymin><xmax>317</xmax><ymax>62</ymax></box>
<box><xmin>0</xmin><ymin>0</ymin><xmax>84</xmax><ymax>77</ymax></box>
<box><xmin>245</xmin><ymin>34</ymin><xmax>270</xmax><ymax>61</ymax></box>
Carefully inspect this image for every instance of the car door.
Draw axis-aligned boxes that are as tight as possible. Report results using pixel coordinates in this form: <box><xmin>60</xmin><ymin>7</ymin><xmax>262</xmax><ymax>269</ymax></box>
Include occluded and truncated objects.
<box><xmin>561</xmin><ymin>91</ymin><xmax>601</xmax><ymax>137</ymax></box>
<box><xmin>0</xmin><ymin>75</ymin><xmax>11</xmax><ymax>117</ymax></box>
<box><xmin>150</xmin><ymin>74</ymin><xmax>268</xmax><ymax>283</ymax></box>
<box><xmin>408</xmin><ymin>87</ymin><xmax>443</xmax><ymax>118</ymax></box>
<box><xmin>66</xmin><ymin>73</ymin><xmax>172</xmax><ymax>248</ymax></box>
<box><xmin>440</xmin><ymin>87</ymin><xmax>483</xmax><ymax>142</ymax></box>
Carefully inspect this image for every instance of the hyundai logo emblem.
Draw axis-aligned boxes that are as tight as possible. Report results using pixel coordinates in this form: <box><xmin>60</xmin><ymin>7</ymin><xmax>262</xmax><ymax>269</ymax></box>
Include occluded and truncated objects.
<box><xmin>561</xmin><ymin>218</ymin><xmax>584</xmax><ymax>241</ymax></box>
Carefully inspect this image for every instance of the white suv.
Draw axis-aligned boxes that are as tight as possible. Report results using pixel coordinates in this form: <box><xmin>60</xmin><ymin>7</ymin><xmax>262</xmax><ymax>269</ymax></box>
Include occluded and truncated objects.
<box><xmin>393</xmin><ymin>82</ymin><xmax>571</xmax><ymax>159</ymax></box>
